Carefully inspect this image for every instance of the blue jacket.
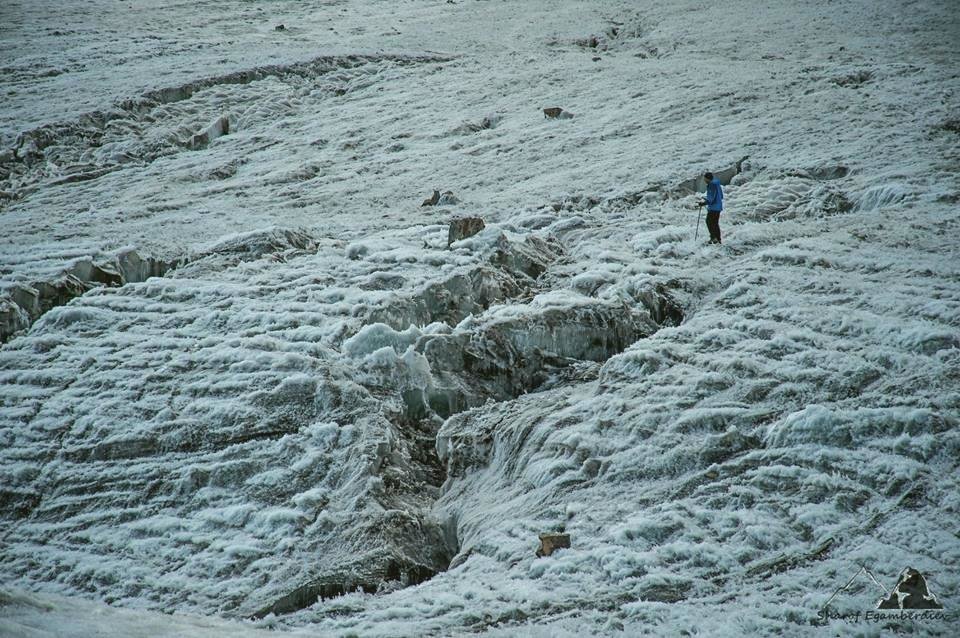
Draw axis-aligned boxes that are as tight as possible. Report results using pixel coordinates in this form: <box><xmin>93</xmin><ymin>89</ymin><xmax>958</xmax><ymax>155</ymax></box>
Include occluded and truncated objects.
<box><xmin>705</xmin><ymin>178</ymin><xmax>723</xmax><ymax>212</ymax></box>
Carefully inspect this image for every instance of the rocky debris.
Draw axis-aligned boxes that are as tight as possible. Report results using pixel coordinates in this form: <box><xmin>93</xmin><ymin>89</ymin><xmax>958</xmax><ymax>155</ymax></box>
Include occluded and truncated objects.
<box><xmin>633</xmin><ymin>45</ymin><xmax>660</xmax><ymax>59</ymax></box>
<box><xmin>566</xmin><ymin>22</ymin><xmax>650</xmax><ymax>54</ymax></box>
<box><xmin>536</xmin><ymin>533</ymin><xmax>570</xmax><ymax>557</ymax></box>
<box><xmin>437</xmin><ymin>191</ymin><xmax>460</xmax><ymax>206</ymax></box>
<box><xmin>190</xmin><ymin>227</ymin><xmax>315</xmax><ymax>261</ymax></box>
<box><xmin>543</xmin><ymin>107</ymin><xmax>574</xmax><ymax>120</ymax></box>
<box><xmin>447</xmin><ymin>216</ymin><xmax>485</xmax><ymax>246</ymax></box>
<box><xmin>820</xmin><ymin>190</ymin><xmax>855</xmax><ymax>215</ymax></box>
<box><xmin>938</xmin><ymin>118</ymin><xmax>960</xmax><ymax>134</ymax></box>
<box><xmin>479</xmin><ymin>114</ymin><xmax>500</xmax><ymax>129</ymax></box>
<box><xmin>49</xmin><ymin>166</ymin><xmax>113</xmax><ymax>186</ymax></box>
<box><xmin>572</xmin><ymin>24</ymin><xmax>625</xmax><ymax>52</ymax></box>
<box><xmin>454</xmin><ymin>113</ymin><xmax>501</xmax><ymax>134</ymax></box>
<box><xmin>876</xmin><ymin>568</ymin><xmax>943</xmax><ymax>609</ymax></box>
<box><xmin>577</xmin><ymin>35</ymin><xmax>603</xmax><ymax>49</ymax></box>
<box><xmin>422</xmin><ymin>190</ymin><xmax>460</xmax><ymax>207</ymax></box>
<box><xmin>421</xmin><ymin>190</ymin><xmax>440</xmax><ymax>206</ymax></box>
<box><xmin>546</xmin><ymin>193</ymin><xmax>603</xmax><ymax>213</ymax></box>
<box><xmin>832</xmin><ymin>70</ymin><xmax>873</xmax><ymax>88</ymax></box>
<box><xmin>204</xmin><ymin>158</ymin><xmax>246</xmax><ymax>180</ymax></box>
<box><xmin>188</xmin><ymin>114</ymin><xmax>230</xmax><ymax>150</ymax></box>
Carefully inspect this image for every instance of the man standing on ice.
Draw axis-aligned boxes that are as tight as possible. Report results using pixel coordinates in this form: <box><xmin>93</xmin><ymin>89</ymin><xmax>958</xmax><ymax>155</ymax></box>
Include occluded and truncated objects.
<box><xmin>699</xmin><ymin>171</ymin><xmax>724</xmax><ymax>244</ymax></box>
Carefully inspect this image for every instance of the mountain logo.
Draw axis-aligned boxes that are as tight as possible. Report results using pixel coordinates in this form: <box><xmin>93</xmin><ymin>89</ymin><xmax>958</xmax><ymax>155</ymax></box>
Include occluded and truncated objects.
<box><xmin>876</xmin><ymin>567</ymin><xmax>943</xmax><ymax>610</ymax></box>
<box><xmin>822</xmin><ymin>565</ymin><xmax>944</xmax><ymax>613</ymax></box>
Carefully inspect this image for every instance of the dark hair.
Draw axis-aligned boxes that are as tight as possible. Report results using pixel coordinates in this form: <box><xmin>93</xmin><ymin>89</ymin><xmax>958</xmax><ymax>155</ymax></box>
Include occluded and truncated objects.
<box><xmin>704</xmin><ymin>172</ymin><xmax>714</xmax><ymax>180</ymax></box>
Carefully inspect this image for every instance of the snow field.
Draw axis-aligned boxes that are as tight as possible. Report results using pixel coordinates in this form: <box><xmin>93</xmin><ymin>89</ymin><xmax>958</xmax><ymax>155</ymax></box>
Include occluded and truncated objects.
<box><xmin>1</xmin><ymin>0</ymin><xmax>959</xmax><ymax>636</ymax></box>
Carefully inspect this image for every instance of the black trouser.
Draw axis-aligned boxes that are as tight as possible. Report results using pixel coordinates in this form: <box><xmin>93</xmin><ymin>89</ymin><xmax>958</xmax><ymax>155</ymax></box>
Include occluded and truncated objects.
<box><xmin>706</xmin><ymin>211</ymin><xmax>721</xmax><ymax>244</ymax></box>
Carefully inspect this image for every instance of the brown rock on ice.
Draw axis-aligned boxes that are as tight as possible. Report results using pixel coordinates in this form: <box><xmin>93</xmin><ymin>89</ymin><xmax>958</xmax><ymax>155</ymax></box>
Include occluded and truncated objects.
<box><xmin>536</xmin><ymin>533</ymin><xmax>570</xmax><ymax>557</ymax></box>
<box><xmin>543</xmin><ymin>107</ymin><xmax>574</xmax><ymax>119</ymax></box>
<box><xmin>447</xmin><ymin>216</ymin><xmax>485</xmax><ymax>247</ymax></box>
<box><xmin>421</xmin><ymin>190</ymin><xmax>440</xmax><ymax>206</ymax></box>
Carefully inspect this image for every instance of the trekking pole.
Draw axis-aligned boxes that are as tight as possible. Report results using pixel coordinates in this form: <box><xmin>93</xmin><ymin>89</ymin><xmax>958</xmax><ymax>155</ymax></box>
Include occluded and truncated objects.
<box><xmin>695</xmin><ymin>203</ymin><xmax>703</xmax><ymax>241</ymax></box>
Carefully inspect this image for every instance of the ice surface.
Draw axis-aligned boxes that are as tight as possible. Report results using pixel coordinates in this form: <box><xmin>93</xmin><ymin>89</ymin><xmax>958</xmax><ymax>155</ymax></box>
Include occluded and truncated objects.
<box><xmin>1</xmin><ymin>0</ymin><xmax>959</xmax><ymax>636</ymax></box>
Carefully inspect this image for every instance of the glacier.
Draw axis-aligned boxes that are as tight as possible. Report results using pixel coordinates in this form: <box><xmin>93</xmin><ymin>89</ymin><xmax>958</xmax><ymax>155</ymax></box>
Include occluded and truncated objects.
<box><xmin>1</xmin><ymin>0</ymin><xmax>958</xmax><ymax>636</ymax></box>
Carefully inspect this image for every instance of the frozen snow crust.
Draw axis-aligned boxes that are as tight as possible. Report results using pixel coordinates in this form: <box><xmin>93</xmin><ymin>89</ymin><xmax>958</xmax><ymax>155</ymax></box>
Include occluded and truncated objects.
<box><xmin>1</xmin><ymin>0</ymin><xmax>959</xmax><ymax>636</ymax></box>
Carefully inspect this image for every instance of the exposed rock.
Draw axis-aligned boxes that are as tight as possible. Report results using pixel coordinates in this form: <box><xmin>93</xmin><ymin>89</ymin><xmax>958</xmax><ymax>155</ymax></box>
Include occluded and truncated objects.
<box><xmin>939</xmin><ymin>119</ymin><xmax>960</xmax><ymax>134</ymax></box>
<box><xmin>421</xmin><ymin>190</ymin><xmax>440</xmax><ymax>206</ymax></box>
<box><xmin>447</xmin><ymin>216</ymin><xmax>484</xmax><ymax>246</ymax></box>
<box><xmin>543</xmin><ymin>107</ymin><xmax>574</xmax><ymax>119</ymax></box>
<box><xmin>536</xmin><ymin>533</ymin><xmax>570</xmax><ymax>557</ymax></box>
<box><xmin>574</xmin><ymin>35</ymin><xmax>604</xmax><ymax>50</ymax></box>
<box><xmin>832</xmin><ymin>70</ymin><xmax>872</xmax><ymax>88</ymax></box>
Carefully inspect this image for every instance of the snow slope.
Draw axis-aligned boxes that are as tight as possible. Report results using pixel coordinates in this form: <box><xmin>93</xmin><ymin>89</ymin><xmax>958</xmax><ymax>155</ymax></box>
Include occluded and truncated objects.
<box><xmin>1</xmin><ymin>0</ymin><xmax>959</xmax><ymax>636</ymax></box>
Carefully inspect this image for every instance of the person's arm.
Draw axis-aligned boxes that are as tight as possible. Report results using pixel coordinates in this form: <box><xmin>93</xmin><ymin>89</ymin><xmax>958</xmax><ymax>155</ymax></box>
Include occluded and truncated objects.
<box><xmin>705</xmin><ymin>182</ymin><xmax>717</xmax><ymax>207</ymax></box>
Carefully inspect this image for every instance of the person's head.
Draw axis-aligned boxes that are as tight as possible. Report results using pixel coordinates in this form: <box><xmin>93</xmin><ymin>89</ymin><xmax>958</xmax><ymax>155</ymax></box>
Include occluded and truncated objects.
<box><xmin>704</xmin><ymin>172</ymin><xmax>714</xmax><ymax>182</ymax></box>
